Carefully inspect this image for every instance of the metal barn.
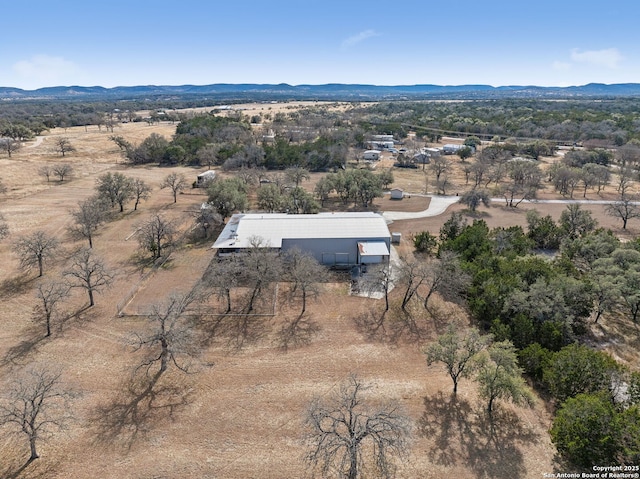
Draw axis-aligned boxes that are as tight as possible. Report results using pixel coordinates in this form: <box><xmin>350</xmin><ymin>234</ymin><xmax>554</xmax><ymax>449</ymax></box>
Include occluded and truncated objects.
<box><xmin>212</xmin><ymin>212</ymin><xmax>391</xmax><ymax>266</ymax></box>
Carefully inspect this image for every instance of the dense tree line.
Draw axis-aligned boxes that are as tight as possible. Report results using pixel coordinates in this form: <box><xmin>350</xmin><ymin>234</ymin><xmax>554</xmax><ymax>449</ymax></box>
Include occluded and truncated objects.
<box><xmin>420</xmin><ymin>206</ymin><xmax>640</xmax><ymax>468</ymax></box>
<box><xmin>355</xmin><ymin>98</ymin><xmax>640</xmax><ymax>145</ymax></box>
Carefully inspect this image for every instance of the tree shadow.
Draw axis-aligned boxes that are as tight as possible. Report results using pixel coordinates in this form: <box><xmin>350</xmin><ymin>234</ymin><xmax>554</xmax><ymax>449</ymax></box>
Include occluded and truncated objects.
<box><xmin>196</xmin><ymin>312</ymin><xmax>272</xmax><ymax>353</ymax></box>
<box><xmin>353</xmin><ymin>306</ymin><xmax>390</xmax><ymax>342</ymax></box>
<box><xmin>0</xmin><ymin>274</ymin><xmax>35</xmax><ymax>298</ymax></box>
<box><xmin>353</xmin><ymin>303</ymin><xmax>431</xmax><ymax>344</ymax></box>
<box><xmin>2</xmin><ymin>324</ymin><xmax>47</xmax><ymax>366</ymax></box>
<box><xmin>90</xmin><ymin>371</ymin><xmax>194</xmax><ymax>451</ymax></box>
<box><xmin>0</xmin><ymin>442</ymin><xmax>62</xmax><ymax>479</ymax></box>
<box><xmin>275</xmin><ymin>313</ymin><xmax>320</xmax><ymax>351</ymax></box>
<box><xmin>419</xmin><ymin>392</ymin><xmax>539</xmax><ymax>479</ymax></box>
<box><xmin>426</xmin><ymin>302</ymin><xmax>467</xmax><ymax>336</ymax></box>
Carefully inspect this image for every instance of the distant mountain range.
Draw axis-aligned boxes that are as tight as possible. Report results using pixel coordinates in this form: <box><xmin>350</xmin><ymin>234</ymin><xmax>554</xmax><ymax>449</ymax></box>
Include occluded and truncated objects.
<box><xmin>2</xmin><ymin>83</ymin><xmax>640</xmax><ymax>101</ymax></box>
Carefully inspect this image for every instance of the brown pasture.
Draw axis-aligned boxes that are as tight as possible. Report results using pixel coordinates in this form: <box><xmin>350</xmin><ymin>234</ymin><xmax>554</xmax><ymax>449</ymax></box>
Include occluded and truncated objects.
<box><xmin>0</xmin><ymin>108</ymin><xmax>634</xmax><ymax>478</ymax></box>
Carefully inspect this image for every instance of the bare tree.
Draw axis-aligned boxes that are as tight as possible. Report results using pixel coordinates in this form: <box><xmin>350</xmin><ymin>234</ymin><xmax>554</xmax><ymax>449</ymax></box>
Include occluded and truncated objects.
<box><xmin>605</xmin><ymin>195</ymin><xmax>640</xmax><ymax>230</ymax></box>
<box><xmin>420</xmin><ymin>251</ymin><xmax>470</xmax><ymax>310</ymax></box>
<box><xmin>616</xmin><ymin>164</ymin><xmax>635</xmax><ymax>197</ymax></box>
<box><xmin>34</xmin><ymin>281</ymin><xmax>70</xmax><ymax>337</ymax></box>
<box><xmin>133</xmin><ymin>292</ymin><xmax>201</xmax><ymax>379</ymax></box>
<box><xmin>131</xmin><ymin>178</ymin><xmax>152</xmax><ymax>211</ymax></box>
<box><xmin>38</xmin><ymin>165</ymin><xmax>53</xmax><ymax>182</ymax></box>
<box><xmin>69</xmin><ymin>195</ymin><xmax>109</xmax><ymax>248</ymax></box>
<box><xmin>201</xmin><ymin>256</ymin><xmax>242</xmax><ymax>314</ymax></box>
<box><xmin>429</xmin><ymin>156</ymin><xmax>450</xmax><ymax>185</ymax></box>
<box><xmin>240</xmin><ymin>237</ymin><xmax>283</xmax><ymax>313</ymax></box>
<box><xmin>53</xmin><ymin>137</ymin><xmax>75</xmax><ymax>157</ymax></box>
<box><xmin>160</xmin><ymin>172</ymin><xmax>187</xmax><ymax>203</ymax></box>
<box><xmin>64</xmin><ymin>248</ymin><xmax>113</xmax><ymax>307</ymax></box>
<box><xmin>13</xmin><ymin>231</ymin><xmax>60</xmax><ymax>277</ymax></box>
<box><xmin>399</xmin><ymin>258</ymin><xmax>427</xmax><ymax>311</ymax></box>
<box><xmin>425</xmin><ymin>325</ymin><xmax>490</xmax><ymax>395</ymax></box>
<box><xmin>190</xmin><ymin>205</ymin><xmax>222</xmax><ymax>239</ymax></box>
<box><xmin>196</xmin><ymin>143</ymin><xmax>220</xmax><ymax>169</ymax></box>
<box><xmin>284</xmin><ymin>166</ymin><xmax>311</xmax><ymax>187</ymax></box>
<box><xmin>0</xmin><ymin>138</ymin><xmax>22</xmax><ymax>157</ymax></box>
<box><xmin>51</xmin><ymin>163</ymin><xmax>73</xmax><ymax>182</ymax></box>
<box><xmin>96</xmin><ymin>172</ymin><xmax>134</xmax><ymax>212</ymax></box>
<box><xmin>0</xmin><ymin>367</ymin><xmax>71</xmax><ymax>463</ymax></box>
<box><xmin>284</xmin><ymin>248</ymin><xmax>328</xmax><ymax>316</ymax></box>
<box><xmin>137</xmin><ymin>213</ymin><xmax>176</xmax><ymax>260</ymax></box>
<box><xmin>357</xmin><ymin>263</ymin><xmax>393</xmax><ymax>312</ymax></box>
<box><xmin>306</xmin><ymin>375</ymin><xmax>411</xmax><ymax>479</ymax></box>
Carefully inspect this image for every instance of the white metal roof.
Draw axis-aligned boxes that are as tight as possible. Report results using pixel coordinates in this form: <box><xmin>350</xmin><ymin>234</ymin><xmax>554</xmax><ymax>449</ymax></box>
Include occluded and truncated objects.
<box><xmin>357</xmin><ymin>241</ymin><xmax>390</xmax><ymax>257</ymax></box>
<box><xmin>213</xmin><ymin>212</ymin><xmax>390</xmax><ymax>249</ymax></box>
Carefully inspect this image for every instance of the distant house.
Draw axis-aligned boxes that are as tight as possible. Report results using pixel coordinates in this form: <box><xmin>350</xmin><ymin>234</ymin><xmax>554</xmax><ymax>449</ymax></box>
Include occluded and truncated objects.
<box><xmin>367</xmin><ymin>140</ymin><xmax>395</xmax><ymax>150</ymax></box>
<box><xmin>442</xmin><ymin>144</ymin><xmax>464</xmax><ymax>155</ymax></box>
<box><xmin>442</xmin><ymin>144</ymin><xmax>475</xmax><ymax>155</ymax></box>
<box><xmin>371</xmin><ymin>134</ymin><xmax>395</xmax><ymax>142</ymax></box>
<box><xmin>213</xmin><ymin>212</ymin><xmax>391</xmax><ymax>266</ymax></box>
<box><xmin>196</xmin><ymin>170</ymin><xmax>216</xmax><ymax>187</ymax></box>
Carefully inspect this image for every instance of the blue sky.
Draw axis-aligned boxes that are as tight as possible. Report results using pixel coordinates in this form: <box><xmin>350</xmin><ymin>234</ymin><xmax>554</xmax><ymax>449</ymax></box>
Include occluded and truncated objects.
<box><xmin>1</xmin><ymin>0</ymin><xmax>638</xmax><ymax>89</ymax></box>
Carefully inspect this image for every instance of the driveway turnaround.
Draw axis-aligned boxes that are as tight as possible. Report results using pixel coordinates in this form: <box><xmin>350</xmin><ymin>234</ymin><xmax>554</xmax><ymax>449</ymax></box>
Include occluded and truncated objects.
<box><xmin>382</xmin><ymin>195</ymin><xmax>460</xmax><ymax>221</ymax></box>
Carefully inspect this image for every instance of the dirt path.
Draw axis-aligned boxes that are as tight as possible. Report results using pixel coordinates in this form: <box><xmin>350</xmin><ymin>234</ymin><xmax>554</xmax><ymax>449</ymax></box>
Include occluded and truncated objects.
<box><xmin>24</xmin><ymin>136</ymin><xmax>45</xmax><ymax>149</ymax></box>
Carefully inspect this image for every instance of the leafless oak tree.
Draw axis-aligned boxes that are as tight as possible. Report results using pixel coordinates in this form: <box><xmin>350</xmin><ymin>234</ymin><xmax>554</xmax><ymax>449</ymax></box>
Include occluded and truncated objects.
<box><xmin>13</xmin><ymin>230</ymin><xmax>60</xmax><ymax>277</ymax></box>
<box><xmin>64</xmin><ymin>248</ymin><xmax>113</xmax><ymax>307</ymax></box>
<box><xmin>133</xmin><ymin>292</ymin><xmax>201</xmax><ymax>380</ymax></box>
<box><xmin>51</xmin><ymin>163</ymin><xmax>73</xmax><ymax>181</ymax></box>
<box><xmin>69</xmin><ymin>195</ymin><xmax>109</xmax><ymax>248</ymax></box>
<box><xmin>53</xmin><ymin>137</ymin><xmax>75</xmax><ymax>157</ymax></box>
<box><xmin>0</xmin><ymin>367</ymin><xmax>71</xmax><ymax>463</ymax></box>
<box><xmin>190</xmin><ymin>205</ymin><xmax>222</xmax><ymax>239</ymax></box>
<box><xmin>34</xmin><ymin>281</ymin><xmax>70</xmax><ymax>337</ymax></box>
<box><xmin>96</xmin><ymin>172</ymin><xmax>134</xmax><ymax>212</ymax></box>
<box><xmin>137</xmin><ymin>213</ymin><xmax>176</xmax><ymax>260</ymax></box>
<box><xmin>284</xmin><ymin>248</ymin><xmax>328</xmax><ymax>316</ymax></box>
<box><xmin>0</xmin><ymin>138</ymin><xmax>22</xmax><ymax>157</ymax></box>
<box><xmin>201</xmin><ymin>256</ymin><xmax>242</xmax><ymax>313</ymax></box>
<box><xmin>399</xmin><ymin>258</ymin><xmax>427</xmax><ymax>311</ymax></box>
<box><xmin>305</xmin><ymin>375</ymin><xmax>411</xmax><ymax>479</ymax></box>
<box><xmin>132</xmin><ymin>178</ymin><xmax>152</xmax><ymax>211</ymax></box>
<box><xmin>38</xmin><ymin>165</ymin><xmax>53</xmax><ymax>182</ymax></box>
<box><xmin>605</xmin><ymin>195</ymin><xmax>640</xmax><ymax>229</ymax></box>
<box><xmin>420</xmin><ymin>251</ymin><xmax>470</xmax><ymax>310</ymax></box>
<box><xmin>357</xmin><ymin>263</ymin><xmax>394</xmax><ymax>312</ymax></box>
<box><xmin>240</xmin><ymin>237</ymin><xmax>283</xmax><ymax>313</ymax></box>
<box><xmin>160</xmin><ymin>172</ymin><xmax>187</xmax><ymax>203</ymax></box>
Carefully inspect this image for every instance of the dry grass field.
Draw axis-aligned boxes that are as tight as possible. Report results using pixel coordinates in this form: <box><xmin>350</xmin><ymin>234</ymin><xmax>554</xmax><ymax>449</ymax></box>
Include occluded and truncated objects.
<box><xmin>0</xmin><ymin>106</ymin><xmax>636</xmax><ymax>478</ymax></box>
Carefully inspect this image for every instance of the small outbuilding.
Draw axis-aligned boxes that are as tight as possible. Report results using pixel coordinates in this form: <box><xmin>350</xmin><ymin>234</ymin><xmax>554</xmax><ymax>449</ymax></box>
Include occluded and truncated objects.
<box><xmin>196</xmin><ymin>170</ymin><xmax>216</xmax><ymax>187</ymax></box>
<box><xmin>390</xmin><ymin>188</ymin><xmax>404</xmax><ymax>200</ymax></box>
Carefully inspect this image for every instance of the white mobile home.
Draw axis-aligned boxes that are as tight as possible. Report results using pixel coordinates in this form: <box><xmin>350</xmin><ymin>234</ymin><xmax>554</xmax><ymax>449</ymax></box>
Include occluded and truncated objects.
<box><xmin>363</xmin><ymin>150</ymin><xmax>381</xmax><ymax>161</ymax></box>
<box><xmin>213</xmin><ymin>212</ymin><xmax>391</xmax><ymax>266</ymax></box>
